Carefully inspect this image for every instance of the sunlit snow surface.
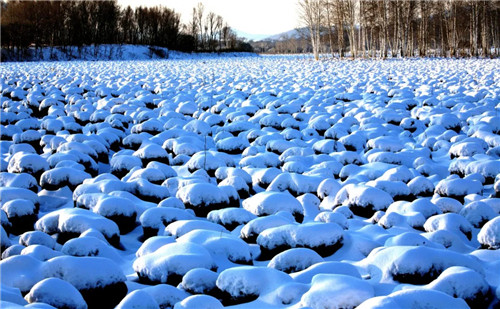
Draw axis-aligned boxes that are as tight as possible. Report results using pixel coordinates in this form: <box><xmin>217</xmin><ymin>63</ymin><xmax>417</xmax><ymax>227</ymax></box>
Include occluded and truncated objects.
<box><xmin>1</xmin><ymin>55</ymin><xmax>500</xmax><ymax>309</ymax></box>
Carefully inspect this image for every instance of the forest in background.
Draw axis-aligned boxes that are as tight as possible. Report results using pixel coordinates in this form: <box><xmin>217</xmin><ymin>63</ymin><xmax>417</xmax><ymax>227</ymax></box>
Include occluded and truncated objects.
<box><xmin>1</xmin><ymin>0</ymin><xmax>253</xmax><ymax>61</ymax></box>
<box><xmin>295</xmin><ymin>0</ymin><xmax>500</xmax><ymax>59</ymax></box>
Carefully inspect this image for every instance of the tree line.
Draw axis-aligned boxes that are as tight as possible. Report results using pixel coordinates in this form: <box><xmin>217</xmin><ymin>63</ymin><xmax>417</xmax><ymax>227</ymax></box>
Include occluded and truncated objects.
<box><xmin>1</xmin><ymin>0</ymin><xmax>252</xmax><ymax>60</ymax></box>
<box><xmin>298</xmin><ymin>0</ymin><xmax>500</xmax><ymax>60</ymax></box>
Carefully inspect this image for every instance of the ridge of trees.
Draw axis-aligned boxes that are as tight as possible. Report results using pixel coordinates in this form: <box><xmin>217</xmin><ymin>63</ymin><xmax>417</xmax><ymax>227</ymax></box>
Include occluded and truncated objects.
<box><xmin>1</xmin><ymin>0</ymin><xmax>253</xmax><ymax>61</ymax></box>
<box><xmin>294</xmin><ymin>0</ymin><xmax>500</xmax><ymax>59</ymax></box>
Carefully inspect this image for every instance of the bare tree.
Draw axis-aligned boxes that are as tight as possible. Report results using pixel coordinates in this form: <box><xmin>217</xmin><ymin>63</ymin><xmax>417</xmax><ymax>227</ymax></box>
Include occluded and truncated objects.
<box><xmin>298</xmin><ymin>0</ymin><xmax>323</xmax><ymax>60</ymax></box>
<box><xmin>344</xmin><ymin>0</ymin><xmax>357</xmax><ymax>58</ymax></box>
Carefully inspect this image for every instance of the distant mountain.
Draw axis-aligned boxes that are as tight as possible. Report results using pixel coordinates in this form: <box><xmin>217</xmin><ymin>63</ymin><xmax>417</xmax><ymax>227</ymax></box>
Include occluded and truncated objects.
<box><xmin>234</xmin><ymin>28</ymin><xmax>307</xmax><ymax>42</ymax></box>
<box><xmin>233</xmin><ymin>29</ymin><xmax>270</xmax><ymax>41</ymax></box>
<box><xmin>264</xmin><ymin>28</ymin><xmax>305</xmax><ymax>41</ymax></box>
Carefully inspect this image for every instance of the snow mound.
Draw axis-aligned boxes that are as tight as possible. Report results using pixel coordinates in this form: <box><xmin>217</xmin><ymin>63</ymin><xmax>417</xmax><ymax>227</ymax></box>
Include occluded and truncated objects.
<box><xmin>242</xmin><ymin>191</ymin><xmax>304</xmax><ymax>222</ymax></box>
<box><xmin>207</xmin><ymin>207</ymin><xmax>257</xmax><ymax>230</ymax></box>
<box><xmin>176</xmin><ymin>183</ymin><xmax>229</xmax><ymax>217</ymax></box>
<box><xmin>424</xmin><ymin>213</ymin><xmax>473</xmax><ymax>241</ymax></box>
<box><xmin>173</xmin><ymin>295</ymin><xmax>223</xmax><ymax>309</ymax></box>
<box><xmin>42</xmin><ymin>256</ymin><xmax>126</xmax><ymax>290</ymax></box>
<box><xmin>477</xmin><ymin>216</ymin><xmax>500</xmax><ymax>249</ymax></box>
<box><xmin>336</xmin><ymin>184</ymin><xmax>394</xmax><ymax>217</ymax></box>
<box><xmin>140</xmin><ymin>207</ymin><xmax>195</xmax><ymax>239</ymax></box>
<box><xmin>164</xmin><ymin>219</ymin><xmax>228</xmax><ymax>238</ymax></box>
<box><xmin>425</xmin><ymin>266</ymin><xmax>491</xmax><ymax>307</ymax></box>
<box><xmin>24</xmin><ymin>278</ymin><xmax>87</xmax><ymax>309</ymax></box>
<box><xmin>257</xmin><ymin>222</ymin><xmax>343</xmax><ymax>259</ymax></box>
<box><xmin>115</xmin><ymin>289</ymin><xmax>159</xmax><ymax>309</ymax></box>
<box><xmin>301</xmin><ymin>274</ymin><xmax>374</xmax><ymax>309</ymax></box>
<box><xmin>435</xmin><ymin>177</ymin><xmax>482</xmax><ymax>201</ymax></box>
<box><xmin>35</xmin><ymin>208</ymin><xmax>120</xmax><ymax>247</ymax></box>
<box><xmin>177</xmin><ymin>229</ymin><xmax>252</xmax><ymax>264</ymax></box>
<box><xmin>180</xmin><ymin>268</ymin><xmax>218</xmax><ymax>294</ymax></box>
<box><xmin>240</xmin><ymin>213</ymin><xmax>295</xmax><ymax>243</ymax></box>
<box><xmin>19</xmin><ymin>231</ymin><xmax>56</xmax><ymax>249</ymax></box>
<box><xmin>40</xmin><ymin>167</ymin><xmax>91</xmax><ymax>190</ymax></box>
<box><xmin>133</xmin><ymin>242</ymin><xmax>216</xmax><ymax>285</ymax></box>
<box><xmin>268</xmin><ymin>248</ymin><xmax>323</xmax><ymax>273</ymax></box>
<box><xmin>357</xmin><ymin>289</ymin><xmax>469</xmax><ymax>309</ymax></box>
<box><xmin>216</xmin><ymin>266</ymin><xmax>292</xmax><ymax>305</ymax></box>
<box><xmin>361</xmin><ymin>245</ymin><xmax>483</xmax><ymax>284</ymax></box>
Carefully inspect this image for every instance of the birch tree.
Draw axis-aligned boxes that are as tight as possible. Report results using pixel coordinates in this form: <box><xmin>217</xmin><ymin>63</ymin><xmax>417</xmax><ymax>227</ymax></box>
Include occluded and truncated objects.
<box><xmin>299</xmin><ymin>0</ymin><xmax>323</xmax><ymax>60</ymax></box>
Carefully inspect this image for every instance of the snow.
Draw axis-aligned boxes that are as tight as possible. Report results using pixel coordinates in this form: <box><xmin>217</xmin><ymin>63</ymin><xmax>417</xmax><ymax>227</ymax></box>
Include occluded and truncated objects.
<box><xmin>268</xmin><ymin>248</ymin><xmax>323</xmax><ymax>273</ymax></box>
<box><xmin>2</xmin><ymin>199</ymin><xmax>36</xmax><ymax>217</ymax></box>
<box><xmin>2</xmin><ymin>55</ymin><xmax>500</xmax><ymax>309</ymax></box>
<box><xmin>360</xmin><ymin>245</ymin><xmax>484</xmax><ymax>284</ymax></box>
<box><xmin>208</xmin><ymin>208</ymin><xmax>257</xmax><ymax>229</ymax></box>
<box><xmin>115</xmin><ymin>290</ymin><xmax>158</xmax><ymax>309</ymax></box>
<box><xmin>0</xmin><ymin>255</ymin><xmax>45</xmax><ymax>292</ymax></box>
<box><xmin>61</xmin><ymin>236</ymin><xmax>122</xmax><ymax>261</ymax></box>
<box><xmin>35</xmin><ymin>208</ymin><xmax>120</xmax><ymax>242</ymax></box>
<box><xmin>240</xmin><ymin>213</ymin><xmax>295</xmax><ymax>242</ymax></box>
<box><xmin>177</xmin><ymin>229</ymin><xmax>252</xmax><ymax>264</ymax></box>
<box><xmin>173</xmin><ymin>295</ymin><xmax>223</xmax><ymax>309</ymax></box>
<box><xmin>42</xmin><ymin>256</ymin><xmax>126</xmax><ymax>290</ymax></box>
<box><xmin>357</xmin><ymin>289</ymin><xmax>469</xmax><ymax>309</ymax></box>
<box><xmin>435</xmin><ymin>177</ymin><xmax>483</xmax><ymax>198</ymax></box>
<box><xmin>133</xmin><ymin>242</ymin><xmax>216</xmax><ymax>283</ymax></box>
<box><xmin>301</xmin><ymin>274</ymin><xmax>374</xmax><ymax>309</ymax></box>
<box><xmin>477</xmin><ymin>216</ymin><xmax>500</xmax><ymax>249</ymax></box>
<box><xmin>257</xmin><ymin>222</ymin><xmax>343</xmax><ymax>256</ymax></box>
<box><xmin>40</xmin><ymin>167</ymin><xmax>91</xmax><ymax>189</ymax></box>
<box><xmin>24</xmin><ymin>278</ymin><xmax>87</xmax><ymax>309</ymax></box>
<box><xmin>7</xmin><ymin>152</ymin><xmax>48</xmax><ymax>175</ymax></box>
<box><xmin>424</xmin><ymin>266</ymin><xmax>490</xmax><ymax>301</ymax></box>
<box><xmin>18</xmin><ymin>231</ymin><xmax>56</xmax><ymax>249</ymax></box>
<box><xmin>164</xmin><ymin>220</ymin><xmax>228</xmax><ymax>238</ymax></box>
<box><xmin>180</xmin><ymin>268</ymin><xmax>218</xmax><ymax>294</ymax></box>
<box><xmin>242</xmin><ymin>191</ymin><xmax>303</xmax><ymax>218</ymax></box>
<box><xmin>216</xmin><ymin>266</ymin><xmax>292</xmax><ymax>298</ymax></box>
<box><xmin>21</xmin><ymin>245</ymin><xmax>62</xmax><ymax>261</ymax></box>
<box><xmin>176</xmin><ymin>183</ymin><xmax>228</xmax><ymax>206</ymax></box>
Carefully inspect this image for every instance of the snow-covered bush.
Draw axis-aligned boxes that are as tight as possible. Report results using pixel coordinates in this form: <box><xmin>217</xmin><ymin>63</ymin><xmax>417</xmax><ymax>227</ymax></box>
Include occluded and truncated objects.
<box><xmin>207</xmin><ymin>207</ymin><xmax>256</xmax><ymax>230</ymax></box>
<box><xmin>176</xmin><ymin>183</ymin><xmax>229</xmax><ymax>217</ymax></box>
<box><xmin>239</xmin><ymin>213</ymin><xmax>295</xmax><ymax>243</ymax></box>
<box><xmin>42</xmin><ymin>256</ymin><xmax>127</xmax><ymax>308</ymax></box>
<box><xmin>24</xmin><ymin>277</ymin><xmax>87</xmax><ymax>309</ymax></box>
<box><xmin>424</xmin><ymin>213</ymin><xmax>474</xmax><ymax>241</ymax></box>
<box><xmin>256</xmin><ymin>222</ymin><xmax>343</xmax><ymax>260</ymax></box>
<box><xmin>357</xmin><ymin>289</ymin><xmax>469</xmax><ymax>309</ymax></box>
<box><xmin>1</xmin><ymin>199</ymin><xmax>38</xmax><ymax>235</ymax></box>
<box><xmin>133</xmin><ymin>242</ymin><xmax>216</xmax><ymax>285</ymax></box>
<box><xmin>140</xmin><ymin>207</ymin><xmax>195</xmax><ymax>239</ymax></box>
<box><xmin>477</xmin><ymin>216</ymin><xmax>500</xmax><ymax>249</ymax></box>
<box><xmin>242</xmin><ymin>191</ymin><xmax>304</xmax><ymax>222</ymax></box>
<box><xmin>361</xmin><ymin>245</ymin><xmax>483</xmax><ymax>284</ymax></box>
<box><xmin>215</xmin><ymin>266</ymin><xmax>292</xmax><ymax>305</ymax></box>
<box><xmin>35</xmin><ymin>208</ymin><xmax>120</xmax><ymax>247</ymax></box>
<box><xmin>177</xmin><ymin>229</ymin><xmax>252</xmax><ymax>264</ymax></box>
<box><xmin>301</xmin><ymin>274</ymin><xmax>374</xmax><ymax>309</ymax></box>
<box><xmin>268</xmin><ymin>248</ymin><xmax>323</xmax><ymax>273</ymax></box>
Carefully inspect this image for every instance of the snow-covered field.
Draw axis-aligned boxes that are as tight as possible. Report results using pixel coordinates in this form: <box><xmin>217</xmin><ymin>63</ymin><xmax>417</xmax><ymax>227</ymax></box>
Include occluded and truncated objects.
<box><xmin>1</xmin><ymin>55</ymin><xmax>500</xmax><ymax>309</ymax></box>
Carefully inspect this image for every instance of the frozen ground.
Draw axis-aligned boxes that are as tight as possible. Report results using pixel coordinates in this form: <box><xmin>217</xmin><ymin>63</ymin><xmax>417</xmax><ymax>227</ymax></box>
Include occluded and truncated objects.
<box><xmin>1</xmin><ymin>55</ymin><xmax>500</xmax><ymax>309</ymax></box>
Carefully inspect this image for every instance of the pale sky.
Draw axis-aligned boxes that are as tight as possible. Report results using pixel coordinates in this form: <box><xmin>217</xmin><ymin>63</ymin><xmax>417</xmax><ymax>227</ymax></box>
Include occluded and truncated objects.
<box><xmin>118</xmin><ymin>0</ymin><xmax>300</xmax><ymax>40</ymax></box>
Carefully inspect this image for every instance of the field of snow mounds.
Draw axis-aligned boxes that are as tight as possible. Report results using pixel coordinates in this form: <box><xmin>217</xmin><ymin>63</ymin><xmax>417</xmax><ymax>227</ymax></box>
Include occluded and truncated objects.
<box><xmin>1</xmin><ymin>55</ymin><xmax>500</xmax><ymax>309</ymax></box>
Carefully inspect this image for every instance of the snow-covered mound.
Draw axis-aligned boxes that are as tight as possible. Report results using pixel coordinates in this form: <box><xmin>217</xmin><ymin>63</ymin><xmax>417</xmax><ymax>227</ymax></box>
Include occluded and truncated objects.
<box><xmin>24</xmin><ymin>278</ymin><xmax>87</xmax><ymax>309</ymax></box>
<box><xmin>256</xmin><ymin>222</ymin><xmax>343</xmax><ymax>260</ymax></box>
<box><xmin>301</xmin><ymin>274</ymin><xmax>374</xmax><ymax>309</ymax></box>
<box><xmin>133</xmin><ymin>242</ymin><xmax>217</xmax><ymax>285</ymax></box>
<box><xmin>242</xmin><ymin>191</ymin><xmax>304</xmax><ymax>222</ymax></box>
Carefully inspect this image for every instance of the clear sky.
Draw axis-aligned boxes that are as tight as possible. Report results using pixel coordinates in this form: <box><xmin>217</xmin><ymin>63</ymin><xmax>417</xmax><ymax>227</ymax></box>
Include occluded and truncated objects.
<box><xmin>118</xmin><ymin>0</ymin><xmax>300</xmax><ymax>40</ymax></box>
